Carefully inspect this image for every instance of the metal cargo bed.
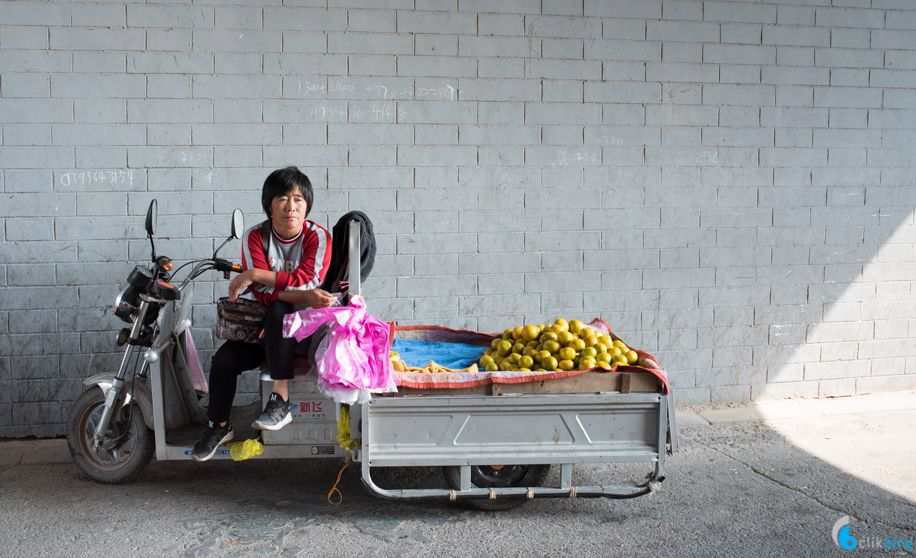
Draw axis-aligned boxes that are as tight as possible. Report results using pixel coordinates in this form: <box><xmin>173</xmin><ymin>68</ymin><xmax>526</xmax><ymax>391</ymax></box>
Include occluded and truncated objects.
<box><xmin>353</xmin><ymin>389</ymin><xmax>677</xmax><ymax>502</ymax></box>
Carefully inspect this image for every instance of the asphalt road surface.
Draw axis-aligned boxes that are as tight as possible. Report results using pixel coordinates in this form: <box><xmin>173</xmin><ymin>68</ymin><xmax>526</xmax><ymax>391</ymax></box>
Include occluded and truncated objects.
<box><xmin>2</xmin><ymin>394</ymin><xmax>914</xmax><ymax>558</ymax></box>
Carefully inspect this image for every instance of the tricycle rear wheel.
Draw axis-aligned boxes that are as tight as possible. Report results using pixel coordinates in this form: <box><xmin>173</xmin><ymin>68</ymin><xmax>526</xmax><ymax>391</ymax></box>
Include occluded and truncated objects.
<box><xmin>442</xmin><ymin>464</ymin><xmax>551</xmax><ymax>511</ymax></box>
<box><xmin>67</xmin><ymin>386</ymin><xmax>155</xmax><ymax>484</ymax></box>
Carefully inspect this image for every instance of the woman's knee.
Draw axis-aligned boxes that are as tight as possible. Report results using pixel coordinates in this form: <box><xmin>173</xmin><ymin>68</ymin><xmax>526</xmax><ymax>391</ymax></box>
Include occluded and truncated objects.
<box><xmin>210</xmin><ymin>345</ymin><xmax>237</xmax><ymax>378</ymax></box>
<box><xmin>210</xmin><ymin>341</ymin><xmax>258</xmax><ymax>378</ymax></box>
<box><xmin>264</xmin><ymin>300</ymin><xmax>294</xmax><ymax>326</ymax></box>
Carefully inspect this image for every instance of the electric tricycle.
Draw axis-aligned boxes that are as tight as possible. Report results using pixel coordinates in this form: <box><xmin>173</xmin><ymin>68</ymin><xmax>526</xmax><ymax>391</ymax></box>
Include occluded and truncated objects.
<box><xmin>67</xmin><ymin>200</ymin><xmax>677</xmax><ymax>510</ymax></box>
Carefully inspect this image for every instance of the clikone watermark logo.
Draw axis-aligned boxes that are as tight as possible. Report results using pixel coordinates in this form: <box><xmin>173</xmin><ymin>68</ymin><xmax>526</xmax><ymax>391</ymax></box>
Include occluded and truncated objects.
<box><xmin>833</xmin><ymin>516</ymin><xmax>857</xmax><ymax>550</ymax></box>
<box><xmin>832</xmin><ymin>516</ymin><xmax>914</xmax><ymax>552</ymax></box>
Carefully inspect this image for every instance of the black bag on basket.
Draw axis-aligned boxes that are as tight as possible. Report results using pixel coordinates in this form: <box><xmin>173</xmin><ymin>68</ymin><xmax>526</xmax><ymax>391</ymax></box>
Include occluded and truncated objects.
<box><xmin>216</xmin><ymin>297</ymin><xmax>266</xmax><ymax>343</ymax></box>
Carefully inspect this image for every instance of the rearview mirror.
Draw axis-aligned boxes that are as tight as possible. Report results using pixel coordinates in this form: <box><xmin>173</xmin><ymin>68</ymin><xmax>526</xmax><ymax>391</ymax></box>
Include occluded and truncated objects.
<box><xmin>231</xmin><ymin>209</ymin><xmax>244</xmax><ymax>239</ymax></box>
<box><xmin>145</xmin><ymin>200</ymin><xmax>158</xmax><ymax>236</ymax></box>
<box><xmin>214</xmin><ymin>209</ymin><xmax>245</xmax><ymax>258</ymax></box>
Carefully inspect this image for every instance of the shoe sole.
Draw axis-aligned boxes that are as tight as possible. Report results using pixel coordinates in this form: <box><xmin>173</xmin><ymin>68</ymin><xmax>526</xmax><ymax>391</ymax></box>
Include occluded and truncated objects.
<box><xmin>251</xmin><ymin>412</ymin><xmax>292</xmax><ymax>431</ymax></box>
<box><xmin>191</xmin><ymin>430</ymin><xmax>235</xmax><ymax>462</ymax></box>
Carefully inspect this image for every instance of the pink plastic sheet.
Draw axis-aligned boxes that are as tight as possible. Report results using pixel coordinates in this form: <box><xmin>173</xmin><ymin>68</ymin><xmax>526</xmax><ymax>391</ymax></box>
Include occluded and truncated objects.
<box><xmin>183</xmin><ymin>325</ymin><xmax>209</xmax><ymax>395</ymax></box>
<box><xmin>282</xmin><ymin>295</ymin><xmax>397</xmax><ymax>403</ymax></box>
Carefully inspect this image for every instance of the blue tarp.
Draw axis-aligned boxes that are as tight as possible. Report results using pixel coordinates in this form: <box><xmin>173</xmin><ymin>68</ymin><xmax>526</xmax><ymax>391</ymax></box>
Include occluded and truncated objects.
<box><xmin>391</xmin><ymin>338</ymin><xmax>487</xmax><ymax>370</ymax></box>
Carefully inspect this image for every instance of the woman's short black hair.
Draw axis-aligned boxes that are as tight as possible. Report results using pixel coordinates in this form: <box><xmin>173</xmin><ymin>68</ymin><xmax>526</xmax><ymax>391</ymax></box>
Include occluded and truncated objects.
<box><xmin>261</xmin><ymin>166</ymin><xmax>313</xmax><ymax>218</ymax></box>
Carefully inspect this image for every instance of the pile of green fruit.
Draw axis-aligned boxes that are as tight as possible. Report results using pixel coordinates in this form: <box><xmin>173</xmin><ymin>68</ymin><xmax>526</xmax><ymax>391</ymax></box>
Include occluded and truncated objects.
<box><xmin>479</xmin><ymin>319</ymin><xmax>639</xmax><ymax>373</ymax></box>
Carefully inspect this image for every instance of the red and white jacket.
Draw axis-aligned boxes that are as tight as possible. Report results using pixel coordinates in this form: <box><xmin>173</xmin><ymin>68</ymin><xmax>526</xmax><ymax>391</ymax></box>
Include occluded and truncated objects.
<box><xmin>241</xmin><ymin>220</ymin><xmax>332</xmax><ymax>306</ymax></box>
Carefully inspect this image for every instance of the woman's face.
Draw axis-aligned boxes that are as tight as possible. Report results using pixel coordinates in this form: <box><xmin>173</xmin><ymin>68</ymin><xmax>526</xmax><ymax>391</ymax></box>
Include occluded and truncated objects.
<box><xmin>270</xmin><ymin>188</ymin><xmax>308</xmax><ymax>237</ymax></box>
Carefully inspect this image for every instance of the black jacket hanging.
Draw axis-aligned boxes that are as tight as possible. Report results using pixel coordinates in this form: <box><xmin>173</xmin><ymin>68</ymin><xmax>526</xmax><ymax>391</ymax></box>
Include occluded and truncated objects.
<box><xmin>319</xmin><ymin>211</ymin><xmax>377</xmax><ymax>298</ymax></box>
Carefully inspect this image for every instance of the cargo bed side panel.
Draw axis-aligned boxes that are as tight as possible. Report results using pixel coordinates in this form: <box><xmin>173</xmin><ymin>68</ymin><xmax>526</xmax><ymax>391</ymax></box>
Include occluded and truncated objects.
<box><xmin>364</xmin><ymin>393</ymin><xmax>662</xmax><ymax>467</ymax></box>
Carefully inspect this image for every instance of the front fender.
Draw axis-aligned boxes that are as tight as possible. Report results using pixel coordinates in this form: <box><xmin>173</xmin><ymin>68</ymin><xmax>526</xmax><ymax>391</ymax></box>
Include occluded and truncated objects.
<box><xmin>82</xmin><ymin>373</ymin><xmax>155</xmax><ymax>431</ymax></box>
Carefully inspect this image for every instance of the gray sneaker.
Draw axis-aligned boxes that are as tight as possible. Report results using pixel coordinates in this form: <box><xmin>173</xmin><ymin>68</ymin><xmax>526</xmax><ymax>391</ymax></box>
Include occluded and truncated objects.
<box><xmin>252</xmin><ymin>393</ymin><xmax>292</xmax><ymax>431</ymax></box>
<box><xmin>191</xmin><ymin>421</ymin><xmax>234</xmax><ymax>462</ymax></box>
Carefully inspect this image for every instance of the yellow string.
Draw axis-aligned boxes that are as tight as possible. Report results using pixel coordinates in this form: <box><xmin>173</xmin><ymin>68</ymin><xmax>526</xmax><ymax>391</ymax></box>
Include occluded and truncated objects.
<box><xmin>327</xmin><ymin>404</ymin><xmax>359</xmax><ymax>505</ymax></box>
<box><xmin>327</xmin><ymin>452</ymin><xmax>352</xmax><ymax>506</ymax></box>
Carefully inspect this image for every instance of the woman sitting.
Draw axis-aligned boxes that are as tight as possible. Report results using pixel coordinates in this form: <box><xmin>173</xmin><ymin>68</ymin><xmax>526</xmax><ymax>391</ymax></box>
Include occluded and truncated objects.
<box><xmin>192</xmin><ymin>166</ymin><xmax>336</xmax><ymax>462</ymax></box>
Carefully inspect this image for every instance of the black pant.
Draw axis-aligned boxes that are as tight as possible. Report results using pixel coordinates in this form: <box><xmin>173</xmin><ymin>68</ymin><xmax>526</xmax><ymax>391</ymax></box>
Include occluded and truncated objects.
<box><xmin>207</xmin><ymin>300</ymin><xmax>299</xmax><ymax>424</ymax></box>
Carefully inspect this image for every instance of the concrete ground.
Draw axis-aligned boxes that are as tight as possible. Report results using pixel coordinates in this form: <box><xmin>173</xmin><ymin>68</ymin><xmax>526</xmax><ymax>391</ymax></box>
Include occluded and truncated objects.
<box><xmin>1</xmin><ymin>391</ymin><xmax>914</xmax><ymax>557</ymax></box>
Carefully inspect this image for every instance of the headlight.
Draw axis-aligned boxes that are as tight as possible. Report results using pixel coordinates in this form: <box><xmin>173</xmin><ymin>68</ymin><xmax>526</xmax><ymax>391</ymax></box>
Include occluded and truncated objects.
<box><xmin>114</xmin><ymin>286</ymin><xmax>128</xmax><ymax>307</ymax></box>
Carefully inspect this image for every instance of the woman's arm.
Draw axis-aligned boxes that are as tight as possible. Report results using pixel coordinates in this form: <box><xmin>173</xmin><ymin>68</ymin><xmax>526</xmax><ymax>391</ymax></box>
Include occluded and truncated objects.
<box><xmin>228</xmin><ymin>267</ymin><xmax>277</xmax><ymax>300</ymax></box>
<box><xmin>228</xmin><ymin>268</ymin><xmax>335</xmax><ymax>308</ymax></box>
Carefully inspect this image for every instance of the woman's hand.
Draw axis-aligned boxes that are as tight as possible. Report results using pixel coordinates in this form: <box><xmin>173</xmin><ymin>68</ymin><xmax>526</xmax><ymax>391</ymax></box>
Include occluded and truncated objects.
<box><xmin>301</xmin><ymin>288</ymin><xmax>337</xmax><ymax>308</ymax></box>
<box><xmin>228</xmin><ymin>269</ymin><xmax>255</xmax><ymax>300</ymax></box>
<box><xmin>277</xmin><ymin>288</ymin><xmax>336</xmax><ymax>308</ymax></box>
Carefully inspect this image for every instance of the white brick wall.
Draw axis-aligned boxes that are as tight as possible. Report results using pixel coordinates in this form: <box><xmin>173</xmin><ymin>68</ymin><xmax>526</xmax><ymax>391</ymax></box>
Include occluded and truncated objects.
<box><xmin>1</xmin><ymin>0</ymin><xmax>914</xmax><ymax>436</ymax></box>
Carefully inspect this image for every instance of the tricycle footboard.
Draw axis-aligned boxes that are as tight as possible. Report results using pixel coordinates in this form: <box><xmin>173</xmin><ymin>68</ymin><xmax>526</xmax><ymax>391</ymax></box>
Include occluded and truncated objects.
<box><xmin>360</xmin><ymin>393</ymin><xmax>670</xmax><ymax>502</ymax></box>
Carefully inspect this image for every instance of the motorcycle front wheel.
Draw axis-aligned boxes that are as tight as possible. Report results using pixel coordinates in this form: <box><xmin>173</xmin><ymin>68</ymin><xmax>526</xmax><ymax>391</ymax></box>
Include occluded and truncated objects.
<box><xmin>443</xmin><ymin>464</ymin><xmax>551</xmax><ymax>511</ymax></box>
<box><xmin>67</xmin><ymin>386</ymin><xmax>155</xmax><ymax>484</ymax></box>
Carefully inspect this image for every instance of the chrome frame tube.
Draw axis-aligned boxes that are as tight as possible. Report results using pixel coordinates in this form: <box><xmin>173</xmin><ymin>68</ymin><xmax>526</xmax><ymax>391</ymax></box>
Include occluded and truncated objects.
<box><xmin>177</xmin><ymin>260</ymin><xmax>215</xmax><ymax>291</ymax></box>
<box><xmin>359</xmin><ymin>464</ymin><xmax>653</xmax><ymax>501</ymax></box>
<box><xmin>654</xmin><ymin>395</ymin><xmax>668</xmax><ymax>481</ymax></box>
<box><xmin>348</xmin><ymin>221</ymin><xmax>360</xmax><ymax>297</ymax></box>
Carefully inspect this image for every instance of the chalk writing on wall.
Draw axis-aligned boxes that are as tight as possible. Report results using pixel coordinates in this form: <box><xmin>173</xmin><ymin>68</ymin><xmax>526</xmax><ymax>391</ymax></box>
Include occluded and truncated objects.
<box><xmin>696</xmin><ymin>150</ymin><xmax>718</xmax><ymax>165</ymax></box>
<box><xmin>297</xmin><ymin>80</ymin><xmax>457</xmax><ymax>101</ymax></box>
<box><xmin>594</xmin><ymin>135</ymin><xmax>624</xmax><ymax>146</ymax></box>
<box><xmin>306</xmin><ymin>103</ymin><xmax>408</xmax><ymax>122</ymax></box>
<box><xmin>552</xmin><ymin>149</ymin><xmax>600</xmax><ymax>167</ymax></box>
<box><xmin>59</xmin><ymin>169</ymin><xmax>137</xmax><ymax>187</ymax></box>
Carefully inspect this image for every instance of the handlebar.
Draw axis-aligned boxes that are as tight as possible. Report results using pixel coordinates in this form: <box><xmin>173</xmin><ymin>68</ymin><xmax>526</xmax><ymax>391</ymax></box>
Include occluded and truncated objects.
<box><xmin>175</xmin><ymin>258</ymin><xmax>242</xmax><ymax>291</ymax></box>
<box><xmin>214</xmin><ymin>258</ymin><xmax>242</xmax><ymax>279</ymax></box>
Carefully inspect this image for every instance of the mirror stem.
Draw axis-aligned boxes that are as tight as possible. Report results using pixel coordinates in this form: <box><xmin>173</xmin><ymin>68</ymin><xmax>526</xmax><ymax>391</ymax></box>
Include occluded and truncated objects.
<box><xmin>213</xmin><ymin>235</ymin><xmax>233</xmax><ymax>259</ymax></box>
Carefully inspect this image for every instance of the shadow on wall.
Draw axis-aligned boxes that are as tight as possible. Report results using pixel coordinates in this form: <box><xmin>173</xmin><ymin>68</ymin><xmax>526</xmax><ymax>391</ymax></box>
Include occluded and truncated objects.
<box><xmin>582</xmin><ymin>166</ymin><xmax>916</xmax><ymax>407</ymax></box>
<box><xmin>760</xmin><ymin>204</ymin><xmax>916</xmax><ymax>400</ymax></box>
